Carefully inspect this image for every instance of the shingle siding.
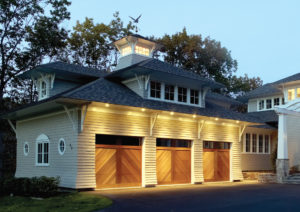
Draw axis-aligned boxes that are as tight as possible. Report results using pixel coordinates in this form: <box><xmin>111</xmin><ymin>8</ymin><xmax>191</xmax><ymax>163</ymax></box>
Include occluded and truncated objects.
<box><xmin>15</xmin><ymin>111</ymin><xmax>78</xmax><ymax>188</ymax></box>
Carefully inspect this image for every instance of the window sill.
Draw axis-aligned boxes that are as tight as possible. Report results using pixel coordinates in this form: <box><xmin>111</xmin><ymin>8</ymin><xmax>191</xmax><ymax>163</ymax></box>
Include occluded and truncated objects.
<box><xmin>35</xmin><ymin>163</ymin><xmax>50</xmax><ymax>167</ymax></box>
<box><xmin>242</xmin><ymin>152</ymin><xmax>270</xmax><ymax>155</ymax></box>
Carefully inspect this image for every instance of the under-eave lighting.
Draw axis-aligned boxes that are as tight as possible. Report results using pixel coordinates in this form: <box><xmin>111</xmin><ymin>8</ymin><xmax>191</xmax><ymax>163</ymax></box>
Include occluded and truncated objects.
<box><xmin>105</xmin><ymin>103</ymin><xmax>110</xmax><ymax>107</ymax></box>
<box><xmin>170</xmin><ymin>111</ymin><xmax>174</xmax><ymax>115</ymax></box>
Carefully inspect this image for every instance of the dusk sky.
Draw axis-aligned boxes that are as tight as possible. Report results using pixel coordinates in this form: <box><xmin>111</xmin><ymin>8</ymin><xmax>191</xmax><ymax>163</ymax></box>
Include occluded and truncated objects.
<box><xmin>66</xmin><ymin>0</ymin><xmax>300</xmax><ymax>84</ymax></box>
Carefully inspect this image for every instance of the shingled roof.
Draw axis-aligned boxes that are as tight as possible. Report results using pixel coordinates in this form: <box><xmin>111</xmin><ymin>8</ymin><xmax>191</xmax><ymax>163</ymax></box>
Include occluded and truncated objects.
<box><xmin>107</xmin><ymin>58</ymin><xmax>224</xmax><ymax>89</ymax></box>
<box><xmin>60</xmin><ymin>78</ymin><xmax>263</xmax><ymax>123</ymax></box>
<box><xmin>19</xmin><ymin>61</ymin><xmax>107</xmax><ymax>79</ymax></box>
<box><xmin>240</xmin><ymin>72</ymin><xmax>300</xmax><ymax>102</ymax></box>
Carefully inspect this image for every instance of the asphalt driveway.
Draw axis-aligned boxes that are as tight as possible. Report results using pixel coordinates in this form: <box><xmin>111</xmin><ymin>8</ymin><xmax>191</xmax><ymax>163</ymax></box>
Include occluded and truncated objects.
<box><xmin>90</xmin><ymin>182</ymin><xmax>300</xmax><ymax>212</ymax></box>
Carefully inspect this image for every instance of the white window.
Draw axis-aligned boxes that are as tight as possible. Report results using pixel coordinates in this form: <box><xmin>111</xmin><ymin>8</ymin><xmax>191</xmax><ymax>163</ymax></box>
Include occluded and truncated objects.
<box><xmin>58</xmin><ymin>138</ymin><xmax>66</xmax><ymax>155</ymax></box>
<box><xmin>274</xmin><ymin>98</ymin><xmax>280</xmax><ymax>106</ymax></box>
<box><xmin>165</xmin><ymin>84</ymin><xmax>174</xmax><ymax>101</ymax></box>
<box><xmin>258</xmin><ymin>135</ymin><xmax>264</xmax><ymax>153</ymax></box>
<box><xmin>243</xmin><ymin>133</ymin><xmax>270</xmax><ymax>154</ymax></box>
<box><xmin>288</xmin><ymin>89</ymin><xmax>295</xmax><ymax>101</ymax></box>
<box><xmin>190</xmin><ymin>89</ymin><xmax>199</xmax><ymax>105</ymax></box>
<box><xmin>36</xmin><ymin>134</ymin><xmax>50</xmax><ymax>166</ymax></box>
<box><xmin>266</xmin><ymin>99</ymin><xmax>272</xmax><ymax>109</ymax></box>
<box><xmin>252</xmin><ymin>134</ymin><xmax>257</xmax><ymax>153</ymax></box>
<box><xmin>178</xmin><ymin>87</ymin><xmax>187</xmax><ymax>102</ymax></box>
<box><xmin>24</xmin><ymin>142</ymin><xmax>29</xmax><ymax>156</ymax></box>
<box><xmin>121</xmin><ymin>46</ymin><xmax>132</xmax><ymax>56</ymax></box>
<box><xmin>150</xmin><ymin>81</ymin><xmax>161</xmax><ymax>98</ymax></box>
<box><xmin>265</xmin><ymin>135</ymin><xmax>270</xmax><ymax>153</ymax></box>
<box><xmin>135</xmin><ymin>45</ymin><xmax>150</xmax><ymax>56</ymax></box>
<box><xmin>245</xmin><ymin>133</ymin><xmax>251</xmax><ymax>152</ymax></box>
<box><xmin>258</xmin><ymin>100</ymin><xmax>264</xmax><ymax>110</ymax></box>
<box><xmin>297</xmin><ymin>88</ymin><xmax>300</xmax><ymax>98</ymax></box>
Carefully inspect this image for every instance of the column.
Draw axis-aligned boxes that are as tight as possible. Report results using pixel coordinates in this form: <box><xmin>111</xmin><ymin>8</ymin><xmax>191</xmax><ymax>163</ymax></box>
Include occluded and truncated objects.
<box><xmin>191</xmin><ymin>139</ymin><xmax>204</xmax><ymax>183</ymax></box>
<box><xmin>142</xmin><ymin>136</ymin><xmax>157</xmax><ymax>187</ymax></box>
<box><xmin>276</xmin><ymin>114</ymin><xmax>289</xmax><ymax>183</ymax></box>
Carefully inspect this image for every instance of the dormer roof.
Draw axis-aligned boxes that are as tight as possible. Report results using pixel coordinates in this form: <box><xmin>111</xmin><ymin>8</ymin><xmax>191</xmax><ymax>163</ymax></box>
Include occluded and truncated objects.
<box><xmin>18</xmin><ymin>61</ymin><xmax>107</xmax><ymax>82</ymax></box>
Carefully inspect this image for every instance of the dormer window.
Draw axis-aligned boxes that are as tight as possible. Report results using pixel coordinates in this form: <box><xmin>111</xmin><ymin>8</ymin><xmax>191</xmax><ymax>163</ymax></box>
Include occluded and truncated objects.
<box><xmin>150</xmin><ymin>81</ymin><xmax>161</xmax><ymax>98</ymax></box>
<box><xmin>165</xmin><ymin>85</ymin><xmax>174</xmax><ymax>101</ymax></box>
<box><xmin>135</xmin><ymin>45</ymin><xmax>150</xmax><ymax>56</ymax></box>
<box><xmin>259</xmin><ymin>100</ymin><xmax>264</xmax><ymax>110</ymax></box>
<box><xmin>178</xmin><ymin>87</ymin><xmax>187</xmax><ymax>103</ymax></box>
<box><xmin>39</xmin><ymin>79</ymin><xmax>49</xmax><ymax>100</ymax></box>
<box><xmin>190</xmin><ymin>89</ymin><xmax>199</xmax><ymax>105</ymax></box>
<box><xmin>121</xmin><ymin>46</ymin><xmax>132</xmax><ymax>56</ymax></box>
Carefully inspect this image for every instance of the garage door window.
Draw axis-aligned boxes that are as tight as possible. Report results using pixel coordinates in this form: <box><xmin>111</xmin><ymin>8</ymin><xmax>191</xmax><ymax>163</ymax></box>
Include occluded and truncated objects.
<box><xmin>204</xmin><ymin>141</ymin><xmax>230</xmax><ymax>149</ymax></box>
<box><xmin>95</xmin><ymin>134</ymin><xmax>142</xmax><ymax>146</ymax></box>
<box><xmin>157</xmin><ymin>138</ymin><xmax>191</xmax><ymax>148</ymax></box>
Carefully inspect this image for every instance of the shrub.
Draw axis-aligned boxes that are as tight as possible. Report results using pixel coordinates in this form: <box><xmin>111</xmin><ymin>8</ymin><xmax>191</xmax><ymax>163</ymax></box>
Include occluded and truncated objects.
<box><xmin>0</xmin><ymin>176</ymin><xmax>60</xmax><ymax>197</ymax></box>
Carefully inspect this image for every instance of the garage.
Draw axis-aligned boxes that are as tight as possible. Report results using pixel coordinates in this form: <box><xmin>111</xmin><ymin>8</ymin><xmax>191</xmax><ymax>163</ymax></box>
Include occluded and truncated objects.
<box><xmin>95</xmin><ymin>135</ymin><xmax>142</xmax><ymax>188</ymax></box>
<box><xmin>156</xmin><ymin>138</ymin><xmax>191</xmax><ymax>185</ymax></box>
<box><xmin>203</xmin><ymin>141</ymin><xmax>230</xmax><ymax>182</ymax></box>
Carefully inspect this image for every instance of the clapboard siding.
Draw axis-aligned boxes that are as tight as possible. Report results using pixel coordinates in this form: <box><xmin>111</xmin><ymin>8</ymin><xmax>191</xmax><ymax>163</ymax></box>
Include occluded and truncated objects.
<box><xmin>248</xmin><ymin>99</ymin><xmax>257</xmax><ymax>112</ymax></box>
<box><xmin>192</xmin><ymin>139</ymin><xmax>204</xmax><ymax>183</ymax></box>
<box><xmin>77</xmin><ymin>106</ymin><xmax>244</xmax><ymax>188</ymax></box>
<box><xmin>241</xmin><ymin>127</ymin><xmax>277</xmax><ymax>171</ymax></box>
<box><xmin>49</xmin><ymin>79</ymin><xmax>79</xmax><ymax>97</ymax></box>
<box><xmin>124</xmin><ymin>79</ymin><xmax>146</xmax><ymax>98</ymax></box>
<box><xmin>15</xmin><ymin>111</ymin><xmax>78</xmax><ymax>188</ymax></box>
<box><xmin>286</xmin><ymin>116</ymin><xmax>300</xmax><ymax>168</ymax></box>
<box><xmin>201</xmin><ymin>123</ymin><xmax>243</xmax><ymax>180</ymax></box>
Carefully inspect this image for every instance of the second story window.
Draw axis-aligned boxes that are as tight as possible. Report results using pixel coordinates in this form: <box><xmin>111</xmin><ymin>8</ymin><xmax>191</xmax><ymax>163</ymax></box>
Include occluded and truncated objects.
<box><xmin>266</xmin><ymin>99</ymin><xmax>272</xmax><ymax>109</ymax></box>
<box><xmin>274</xmin><ymin>98</ymin><xmax>280</xmax><ymax>106</ymax></box>
<box><xmin>259</xmin><ymin>100</ymin><xmax>264</xmax><ymax>110</ymax></box>
<box><xmin>288</xmin><ymin>89</ymin><xmax>295</xmax><ymax>101</ymax></box>
<box><xmin>190</xmin><ymin>89</ymin><xmax>199</xmax><ymax>105</ymax></box>
<box><xmin>178</xmin><ymin>87</ymin><xmax>187</xmax><ymax>102</ymax></box>
<box><xmin>150</xmin><ymin>81</ymin><xmax>161</xmax><ymax>98</ymax></box>
<box><xmin>165</xmin><ymin>85</ymin><xmax>174</xmax><ymax>101</ymax></box>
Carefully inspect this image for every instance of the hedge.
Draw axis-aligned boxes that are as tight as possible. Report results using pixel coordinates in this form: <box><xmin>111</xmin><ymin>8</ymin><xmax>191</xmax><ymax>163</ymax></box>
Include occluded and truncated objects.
<box><xmin>0</xmin><ymin>176</ymin><xmax>60</xmax><ymax>197</ymax></box>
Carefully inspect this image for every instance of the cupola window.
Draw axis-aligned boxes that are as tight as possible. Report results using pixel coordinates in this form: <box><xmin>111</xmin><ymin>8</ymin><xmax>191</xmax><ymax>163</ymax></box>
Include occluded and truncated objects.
<box><xmin>135</xmin><ymin>45</ymin><xmax>150</xmax><ymax>56</ymax></box>
<box><xmin>121</xmin><ymin>46</ymin><xmax>132</xmax><ymax>56</ymax></box>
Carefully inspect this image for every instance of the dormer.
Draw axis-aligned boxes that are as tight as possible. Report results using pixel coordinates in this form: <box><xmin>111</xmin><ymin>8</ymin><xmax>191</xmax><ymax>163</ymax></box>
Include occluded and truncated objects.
<box><xmin>114</xmin><ymin>34</ymin><xmax>160</xmax><ymax>70</ymax></box>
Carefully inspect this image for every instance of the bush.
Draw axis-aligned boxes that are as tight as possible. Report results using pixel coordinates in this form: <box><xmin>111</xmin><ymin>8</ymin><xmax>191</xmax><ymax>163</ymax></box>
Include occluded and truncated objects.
<box><xmin>0</xmin><ymin>176</ymin><xmax>59</xmax><ymax>197</ymax></box>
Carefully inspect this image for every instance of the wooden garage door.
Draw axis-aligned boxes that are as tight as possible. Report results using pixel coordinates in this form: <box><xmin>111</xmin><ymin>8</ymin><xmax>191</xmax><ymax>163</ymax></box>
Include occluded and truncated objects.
<box><xmin>95</xmin><ymin>135</ymin><xmax>142</xmax><ymax>188</ymax></box>
<box><xmin>203</xmin><ymin>141</ymin><xmax>230</xmax><ymax>182</ymax></box>
<box><xmin>156</xmin><ymin>139</ymin><xmax>191</xmax><ymax>184</ymax></box>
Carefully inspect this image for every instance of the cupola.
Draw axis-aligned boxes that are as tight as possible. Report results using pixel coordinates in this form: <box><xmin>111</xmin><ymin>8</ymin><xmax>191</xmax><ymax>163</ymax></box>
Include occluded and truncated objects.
<box><xmin>114</xmin><ymin>34</ymin><xmax>161</xmax><ymax>70</ymax></box>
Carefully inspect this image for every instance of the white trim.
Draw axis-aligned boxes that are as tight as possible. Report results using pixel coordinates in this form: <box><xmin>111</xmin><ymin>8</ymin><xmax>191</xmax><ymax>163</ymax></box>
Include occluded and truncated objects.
<box><xmin>35</xmin><ymin>134</ymin><xmax>50</xmax><ymax>166</ymax></box>
<box><xmin>7</xmin><ymin>119</ymin><xmax>17</xmax><ymax>134</ymax></box>
<box><xmin>63</xmin><ymin>105</ymin><xmax>77</xmax><ymax>132</ymax></box>
<box><xmin>24</xmin><ymin>142</ymin><xmax>29</xmax><ymax>156</ymax></box>
<box><xmin>58</xmin><ymin>138</ymin><xmax>66</xmax><ymax>155</ymax></box>
<box><xmin>148</xmin><ymin>80</ymin><xmax>203</xmax><ymax>108</ymax></box>
<box><xmin>242</xmin><ymin>132</ymin><xmax>271</xmax><ymax>154</ymax></box>
<box><xmin>256</xmin><ymin>96</ymin><xmax>284</xmax><ymax>111</ymax></box>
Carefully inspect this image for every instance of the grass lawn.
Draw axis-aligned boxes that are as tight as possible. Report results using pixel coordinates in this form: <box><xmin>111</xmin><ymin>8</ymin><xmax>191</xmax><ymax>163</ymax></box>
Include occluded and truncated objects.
<box><xmin>0</xmin><ymin>192</ymin><xmax>112</xmax><ymax>212</ymax></box>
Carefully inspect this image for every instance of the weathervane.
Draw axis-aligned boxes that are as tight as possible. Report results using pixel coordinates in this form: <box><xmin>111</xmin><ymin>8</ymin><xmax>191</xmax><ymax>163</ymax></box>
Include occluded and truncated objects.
<box><xmin>129</xmin><ymin>14</ymin><xmax>142</xmax><ymax>33</ymax></box>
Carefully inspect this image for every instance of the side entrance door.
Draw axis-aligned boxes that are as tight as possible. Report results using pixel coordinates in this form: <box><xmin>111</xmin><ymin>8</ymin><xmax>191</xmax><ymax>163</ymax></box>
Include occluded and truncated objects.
<box><xmin>203</xmin><ymin>141</ymin><xmax>230</xmax><ymax>182</ymax></box>
<box><xmin>156</xmin><ymin>138</ymin><xmax>191</xmax><ymax>184</ymax></box>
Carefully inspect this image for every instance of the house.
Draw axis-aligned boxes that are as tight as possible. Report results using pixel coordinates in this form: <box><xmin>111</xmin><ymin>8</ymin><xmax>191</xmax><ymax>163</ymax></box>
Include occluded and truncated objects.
<box><xmin>2</xmin><ymin>34</ymin><xmax>275</xmax><ymax>189</ymax></box>
<box><xmin>241</xmin><ymin>74</ymin><xmax>300</xmax><ymax>181</ymax></box>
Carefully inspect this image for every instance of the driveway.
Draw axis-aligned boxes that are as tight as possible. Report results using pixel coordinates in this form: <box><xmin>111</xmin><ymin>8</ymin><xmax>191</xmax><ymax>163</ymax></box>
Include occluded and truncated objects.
<box><xmin>90</xmin><ymin>182</ymin><xmax>300</xmax><ymax>212</ymax></box>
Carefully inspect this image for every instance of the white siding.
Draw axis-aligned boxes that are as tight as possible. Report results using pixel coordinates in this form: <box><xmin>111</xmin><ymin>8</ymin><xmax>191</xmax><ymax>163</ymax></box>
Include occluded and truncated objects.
<box><xmin>123</xmin><ymin>78</ymin><xmax>146</xmax><ymax>98</ymax></box>
<box><xmin>15</xmin><ymin>111</ymin><xmax>78</xmax><ymax>188</ymax></box>
<box><xmin>248</xmin><ymin>99</ymin><xmax>257</xmax><ymax>112</ymax></box>
<box><xmin>286</xmin><ymin>115</ymin><xmax>300</xmax><ymax>168</ymax></box>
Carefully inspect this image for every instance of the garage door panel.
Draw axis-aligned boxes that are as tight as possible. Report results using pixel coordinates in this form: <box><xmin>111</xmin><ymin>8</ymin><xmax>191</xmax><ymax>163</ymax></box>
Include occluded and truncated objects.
<box><xmin>156</xmin><ymin>150</ymin><xmax>172</xmax><ymax>184</ymax></box>
<box><xmin>95</xmin><ymin>148</ymin><xmax>117</xmax><ymax>187</ymax></box>
<box><xmin>216</xmin><ymin>151</ymin><xmax>229</xmax><ymax>181</ymax></box>
<box><xmin>119</xmin><ymin>148</ymin><xmax>141</xmax><ymax>184</ymax></box>
<box><xmin>173</xmin><ymin>150</ymin><xmax>191</xmax><ymax>183</ymax></box>
<box><xmin>203</xmin><ymin>151</ymin><xmax>215</xmax><ymax>181</ymax></box>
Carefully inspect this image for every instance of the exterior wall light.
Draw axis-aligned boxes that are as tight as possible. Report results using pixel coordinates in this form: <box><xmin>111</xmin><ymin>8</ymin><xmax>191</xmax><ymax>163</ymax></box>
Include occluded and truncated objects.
<box><xmin>170</xmin><ymin>111</ymin><xmax>174</xmax><ymax>115</ymax></box>
<box><xmin>141</xmin><ymin>108</ymin><xmax>146</xmax><ymax>112</ymax></box>
<box><xmin>105</xmin><ymin>103</ymin><xmax>110</xmax><ymax>107</ymax></box>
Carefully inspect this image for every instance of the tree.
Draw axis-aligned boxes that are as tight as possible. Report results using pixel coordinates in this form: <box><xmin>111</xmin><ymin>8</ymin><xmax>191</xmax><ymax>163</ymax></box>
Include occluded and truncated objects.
<box><xmin>0</xmin><ymin>0</ymin><xmax>71</xmax><ymax>108</ymax></box>
<box><xmin>58</xmin><ymin>12</ymin><xmax>134</xmax><ymax>70</ymax></box>
<box><xmin>230</xmin><ymin>74</ymin><xmax>263</xmax><ymax>97</ymax></box>
<box><xmin>156</xmin><ymin>28</ymin><xmax>238</xmax><ymax>92</ymax></box>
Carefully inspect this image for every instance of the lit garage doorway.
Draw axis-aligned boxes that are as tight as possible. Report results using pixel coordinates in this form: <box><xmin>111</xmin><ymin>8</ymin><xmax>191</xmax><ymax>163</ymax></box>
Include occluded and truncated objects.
<box><xmin>95</xmin><ymin>134</ymin><xmax>142</xmax><ymax>188</ymax></box>
<box><xmin>203</xmin><ymin>141</ymin><xmax>230</xmax><ymax>182</ymax></box>
<box><xmin>156</xmin><ymin>138</ymin><xmax>191</xmax><ymax>185</ymax></box>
